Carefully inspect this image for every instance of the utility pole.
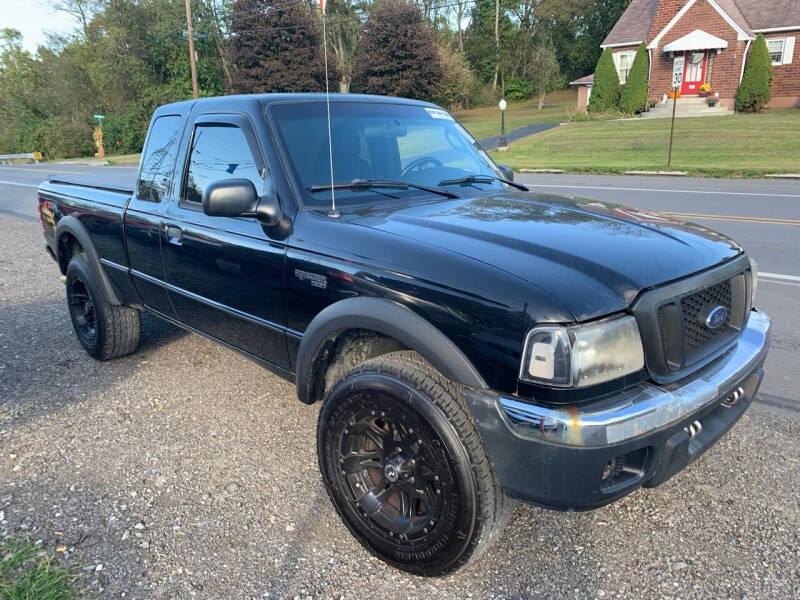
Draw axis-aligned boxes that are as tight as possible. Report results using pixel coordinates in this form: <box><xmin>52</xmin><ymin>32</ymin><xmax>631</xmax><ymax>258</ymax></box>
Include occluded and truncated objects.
<box><xmin>493</xmin><ymin>0</ymin><xmax>499</xmax><ymax>90</ymax></box>
<box><xmin>185</xmin><ymin>0</ymin><xmax>199</xmax><ymax>99</ymax></box>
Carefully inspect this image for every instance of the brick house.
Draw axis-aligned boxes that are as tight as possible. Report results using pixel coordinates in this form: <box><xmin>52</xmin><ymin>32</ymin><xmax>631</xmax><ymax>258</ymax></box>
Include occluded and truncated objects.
<box><xmin>572</xmin><ymin>0</ymin><xmax>800</xmax><ymax>111</ymax></box>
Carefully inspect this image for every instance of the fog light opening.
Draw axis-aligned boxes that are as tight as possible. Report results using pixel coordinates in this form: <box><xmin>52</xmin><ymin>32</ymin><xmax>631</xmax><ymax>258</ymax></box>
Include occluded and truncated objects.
<box><xmin>601</xmin><ymin>457</ymin><xmax>624</xmax><ymax>481</ymax></box>
<box><xmin>600</xmin><ymin>448</ymin><xmax>649</xmax><ymax>493</ymax></box>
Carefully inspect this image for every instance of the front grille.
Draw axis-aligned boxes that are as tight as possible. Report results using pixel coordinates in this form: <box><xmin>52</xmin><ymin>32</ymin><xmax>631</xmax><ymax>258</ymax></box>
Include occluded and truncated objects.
<box><xmin>631</xmin><ymin>257</ymin><xmax>752</xmax><ymax>384</ymax></box>
<box><xmin>680</xmin><ymin>279</ymin><xmax>732</xmax><ymax>353</ymax></box>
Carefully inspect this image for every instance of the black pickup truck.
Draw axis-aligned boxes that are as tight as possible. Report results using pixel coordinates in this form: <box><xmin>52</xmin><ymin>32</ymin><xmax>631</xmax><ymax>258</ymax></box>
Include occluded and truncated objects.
<box><xmin>38</xmin><ymin>93</ymin><xmax>771</xmax><ymax>576</ymax></box>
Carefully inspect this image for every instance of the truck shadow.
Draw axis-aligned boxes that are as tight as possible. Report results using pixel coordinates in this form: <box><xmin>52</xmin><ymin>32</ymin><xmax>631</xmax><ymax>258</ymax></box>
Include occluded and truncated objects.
<box><xmin>0</xmin><ymin>295</ymin><xmax>186</xmax><ymax>427</ymax></box>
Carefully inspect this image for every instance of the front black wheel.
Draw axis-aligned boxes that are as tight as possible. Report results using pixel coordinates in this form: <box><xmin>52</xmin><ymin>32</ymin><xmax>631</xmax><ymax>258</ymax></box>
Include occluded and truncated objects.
<box><xmin>65</xmin><ymin>254</ymin><xmax>140</xmax><ymax>360</ymax></box>
<box><xmin>317</xmin><ymin>351</ymin><xmax>512</xmax><ymax>576</ymax></box>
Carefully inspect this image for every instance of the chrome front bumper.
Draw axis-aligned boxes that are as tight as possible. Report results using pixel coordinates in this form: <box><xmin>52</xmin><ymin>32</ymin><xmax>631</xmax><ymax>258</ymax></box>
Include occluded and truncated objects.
<box><xmin>499</xmin><ymin>310</ymin><xmax>771</xmax><ymax>447</ymax></box>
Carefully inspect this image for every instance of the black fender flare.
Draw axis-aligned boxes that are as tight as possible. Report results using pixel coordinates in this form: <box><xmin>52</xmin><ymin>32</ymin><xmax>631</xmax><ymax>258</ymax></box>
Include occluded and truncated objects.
<box><xmin>295</xmin><ymin>296</ymin><xmax>488</xmax><ymax>404</ymax></box>
<box><xmin>55</xmin><ymin>215</ymin><xmax>122</xmax><ymax>305</ymax></box>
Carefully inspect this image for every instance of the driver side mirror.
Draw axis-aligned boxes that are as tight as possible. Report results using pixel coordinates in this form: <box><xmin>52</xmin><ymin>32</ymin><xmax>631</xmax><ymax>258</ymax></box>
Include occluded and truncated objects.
<box><xmin>497</xmin><ymin>165</ymin><xmax>515</xmax><ymax>181</ymax></box>
<box><xmin>202</xmin><ymin>178</ymin><xmax>281</xmax><ymax>226</ymax></box>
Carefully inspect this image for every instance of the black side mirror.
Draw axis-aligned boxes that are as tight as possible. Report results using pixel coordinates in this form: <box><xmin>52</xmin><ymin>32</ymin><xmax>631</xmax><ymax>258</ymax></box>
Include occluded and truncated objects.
<box><xmin>202</xmin><ymin>178</ymin><xmax>281</xmax><ymax>226</ymax></box>
<box><xmin>203</xmin><ymin>179</ymin><xmax>258</xmax><ymax>217</ymax></box>
<box><xmin>497</xmin><ymin>165</ymin><xmax>514</xmax><ymax>181</ymax></box>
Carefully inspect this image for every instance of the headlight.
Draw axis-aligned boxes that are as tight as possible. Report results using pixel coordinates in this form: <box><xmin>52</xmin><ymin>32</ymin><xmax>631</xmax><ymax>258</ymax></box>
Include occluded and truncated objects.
<box><xmin>519</xmin><ymin>315</ymin><xmax>645</xmax><ymax>388</ymax></box>
<box><xmin>749</xmin><ymin>256</ymin><xmax>758</xmax><ymax>306</ymax></box>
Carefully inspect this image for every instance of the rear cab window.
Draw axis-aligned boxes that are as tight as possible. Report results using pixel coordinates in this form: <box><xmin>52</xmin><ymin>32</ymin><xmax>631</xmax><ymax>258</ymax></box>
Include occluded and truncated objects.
<box><xmin>137</xmin><ymin>115</ymin><xmax>183</xmax><ymax>202</ymax></box>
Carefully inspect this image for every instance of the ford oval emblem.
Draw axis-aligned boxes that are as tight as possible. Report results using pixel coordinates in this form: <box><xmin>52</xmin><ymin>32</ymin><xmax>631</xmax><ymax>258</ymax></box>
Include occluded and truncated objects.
<box><xmin>705</xmin><ymin>306</ymin><xmax>728</xmax><ymax>330</ymax></box>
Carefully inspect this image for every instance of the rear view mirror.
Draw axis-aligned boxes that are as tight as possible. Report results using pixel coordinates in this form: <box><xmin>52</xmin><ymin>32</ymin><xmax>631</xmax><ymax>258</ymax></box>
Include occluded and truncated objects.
<box><xmin>202</xmin><ymin>178</ymin><xmax>282</xmax><ymax>227</ymax></box>
<box><xmin>203</xmin><ymin>179</ymin><xmax>258</xmax><ymax>217</ymax></box>
<box><xmin>497</xmin><ymin>165</ymin><xmax>514</xmax><ymax>181</ymax></box>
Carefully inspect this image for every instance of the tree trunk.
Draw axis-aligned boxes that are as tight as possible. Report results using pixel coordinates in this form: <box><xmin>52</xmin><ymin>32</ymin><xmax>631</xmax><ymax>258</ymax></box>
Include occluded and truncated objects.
<box><xmin>537</xmin><ymin>90</ymin><xmax>546</xmax><ymax>110</ymax></box>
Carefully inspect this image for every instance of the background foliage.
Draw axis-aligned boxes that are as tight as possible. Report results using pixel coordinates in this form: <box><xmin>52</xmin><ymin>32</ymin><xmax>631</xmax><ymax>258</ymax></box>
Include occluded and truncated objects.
<box><xmin>0</xmin><ymin>0</ymin><xmax>632</xmax><ymax>158</ymax></box>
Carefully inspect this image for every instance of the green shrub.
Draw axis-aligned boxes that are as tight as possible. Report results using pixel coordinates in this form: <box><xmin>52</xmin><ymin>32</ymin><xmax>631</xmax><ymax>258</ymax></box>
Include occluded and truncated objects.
<box><xmin>103</xmin><ymin>111</ymin><xmax>149</xmax><ymax>155</ymax></box>
<box><xmin>618</xmin><ymin>42</ymin><xmax>649</xmax><ymax>114</ymax></box>
<box><xmin>587</xmin><ymin>47</ymin><xmax>619</xmax><ymax>113</ymax></box>
<box><xmin>504</xmin><ymin>76</ymin><xmax>534</xmax><ymax>100</ymax></box>
<box><xmin>435</xmin><ymin>46</ymin><xmax>476</xmax><ymax>110</ymax></box>
<box><xmin>736</xmin><ymin>34</ymin><xmax>774</xmax><ymax>112</ymax></box>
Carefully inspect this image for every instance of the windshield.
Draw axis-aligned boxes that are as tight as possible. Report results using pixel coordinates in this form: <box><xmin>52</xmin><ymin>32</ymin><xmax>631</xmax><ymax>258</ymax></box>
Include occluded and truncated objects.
<box><xmin>268</xmin><ymin>101</ymin><xmax>506</xmax><ymax>209</ymax></box>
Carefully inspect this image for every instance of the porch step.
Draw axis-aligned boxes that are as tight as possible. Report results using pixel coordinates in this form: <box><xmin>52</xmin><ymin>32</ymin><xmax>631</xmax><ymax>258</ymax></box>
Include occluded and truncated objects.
<box><xmin>640</xmin><ymin>98</ymin><xmax>733</xmax><ymax>119</ymax></box>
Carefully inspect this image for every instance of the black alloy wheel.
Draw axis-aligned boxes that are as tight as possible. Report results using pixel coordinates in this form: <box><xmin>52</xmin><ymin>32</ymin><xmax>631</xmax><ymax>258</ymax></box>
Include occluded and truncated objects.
<box><xmin>336</xmin><ymin>399</ymin><xmax>451</xmax><ymax>544</ymax></box>
<box><xmin>65</xmin><ymin>253</ymin><xmax>141</xmax><ymax>360</ymax></box>
<box><xmin>68</xmin><ymin>274</ymin><xmax>98</xmax><ymax>347</ymax></box>
<box><xmin>318</xmin><ymin>351</ymin><xmax>512</xmax><ymax>576</ymax></box>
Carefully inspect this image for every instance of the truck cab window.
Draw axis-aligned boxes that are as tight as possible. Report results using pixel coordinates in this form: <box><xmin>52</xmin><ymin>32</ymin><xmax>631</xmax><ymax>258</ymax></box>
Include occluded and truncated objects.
<box><xmin>137</xmin><ymin>115</ymin><xmax>182</xmax><ymax>202</ymax></box>
<box><xmin>184</xmin><ymin>124</ymin><xmax>263</xmax><ymax>204</ymax></box>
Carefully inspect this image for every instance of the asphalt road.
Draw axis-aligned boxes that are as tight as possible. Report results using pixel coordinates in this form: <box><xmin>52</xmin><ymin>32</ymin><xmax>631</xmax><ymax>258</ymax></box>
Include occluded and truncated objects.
<box><xmin>0</xmin><ymin>165</ymin><xmax>798</xmax><ymax>599</ymax></box>
<box><xmin>478</xmin><ymin>123</ymin><xmax>560</xmax><ymax>151</ymax></box>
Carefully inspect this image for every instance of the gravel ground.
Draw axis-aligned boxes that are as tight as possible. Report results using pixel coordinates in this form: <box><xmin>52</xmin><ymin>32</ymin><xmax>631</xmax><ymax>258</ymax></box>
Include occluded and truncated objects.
<box><xmin>1</xmin><ymin>213</ymin><xmax>799</xmax><ymax>600</ymax></box>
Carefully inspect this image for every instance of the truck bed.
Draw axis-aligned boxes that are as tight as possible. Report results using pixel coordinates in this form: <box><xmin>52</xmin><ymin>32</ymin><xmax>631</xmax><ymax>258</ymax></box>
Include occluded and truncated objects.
<box><xmin>47</xmin><ymin>173</ymin><xmax>136</xmax><ymax>195</ymax></box>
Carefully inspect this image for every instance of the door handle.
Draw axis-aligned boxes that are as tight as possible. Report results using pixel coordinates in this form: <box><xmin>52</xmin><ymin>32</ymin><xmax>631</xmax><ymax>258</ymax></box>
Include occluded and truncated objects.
<box><xmin>165</xmin><ymin>225</ymin><xmax>183</xmax><ymax>245</ymax></box>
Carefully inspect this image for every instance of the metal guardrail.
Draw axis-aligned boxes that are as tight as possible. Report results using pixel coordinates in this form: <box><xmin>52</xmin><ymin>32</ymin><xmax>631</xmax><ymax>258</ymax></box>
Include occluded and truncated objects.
<box><xmin>0</xmin><ymin>152</ymin><xmax>42</xmax><ymax>164</ymax></box>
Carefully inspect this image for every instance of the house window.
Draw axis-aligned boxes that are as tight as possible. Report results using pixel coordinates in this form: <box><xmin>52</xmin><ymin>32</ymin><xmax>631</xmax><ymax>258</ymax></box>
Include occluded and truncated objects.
<box><xmin>768</xmin><ymin>38</ymin><xmax>785</xmax><ymax>64</ymax></box>
<box><xmin>766</xmin><ymin>37</ymin><xmax>795</xmax><ymax>66</ymax></box>
<box><xmin>613</xmin><ymin>51</ymin><xmax>637</xmax><ymax>84</ymax></box>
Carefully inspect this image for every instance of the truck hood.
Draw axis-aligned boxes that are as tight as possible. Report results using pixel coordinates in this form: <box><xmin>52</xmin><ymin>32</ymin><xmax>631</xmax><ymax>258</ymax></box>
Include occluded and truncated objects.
<box><xmin>348</xmin><ymin>192</ymin><xmax>743</xmax><ymax>321</ymax></box>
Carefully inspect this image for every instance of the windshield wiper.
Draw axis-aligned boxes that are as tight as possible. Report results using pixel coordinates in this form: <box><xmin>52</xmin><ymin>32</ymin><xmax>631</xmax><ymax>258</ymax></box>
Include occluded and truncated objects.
<box><xmin>438</xmin><ymin>174</ymin><xmax>529</xmax><ymax>191</ymax></box>
<box><xmin>309</xmin><ymin>178</ymin><xmax>458</xmax><ymax>199</ymax></box>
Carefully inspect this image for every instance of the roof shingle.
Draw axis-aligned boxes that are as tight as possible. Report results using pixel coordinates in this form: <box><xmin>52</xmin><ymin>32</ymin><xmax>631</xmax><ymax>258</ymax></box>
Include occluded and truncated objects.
<box><xmin>735</xmin><ymin>0</ymin><xmax>800</xmax><ymax>30</ymax></box>
<box><xmin>603</xmin><ymin>0</ymin><xmax>800</xmax><ymax>47</ymax></box>
<box><xmin>603</xmin><ymin>0</ymin><xmax>660</xmax><ymax>45</ymax></box>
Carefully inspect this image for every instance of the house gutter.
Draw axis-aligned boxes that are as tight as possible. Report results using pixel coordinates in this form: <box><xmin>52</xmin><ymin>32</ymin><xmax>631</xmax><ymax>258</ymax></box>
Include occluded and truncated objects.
<box><xmin>739</xmin><ymin>38</ymin><xmax>752</xmax><ymax>85</ymax></box>
<box><xmin>752</xmin><ymin>26</ymin><xmax>800</xmax><ymax>33</ymax></box>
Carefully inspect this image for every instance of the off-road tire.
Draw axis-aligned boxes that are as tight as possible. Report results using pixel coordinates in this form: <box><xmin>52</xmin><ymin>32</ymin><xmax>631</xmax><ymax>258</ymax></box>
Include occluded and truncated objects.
<box><xmin>317</xmin><ymin>350</ymin><xmax>513</xmax><ymax>576</ymax></box>
<box><xmin>65</xmin><ymin>253</ymin><xmax>140</xmax><ymax>360</ymax></box>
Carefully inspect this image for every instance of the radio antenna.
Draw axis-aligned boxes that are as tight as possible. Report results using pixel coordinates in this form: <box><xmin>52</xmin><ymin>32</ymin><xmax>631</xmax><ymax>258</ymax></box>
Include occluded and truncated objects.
<box><xmin>320</xmin><ymin>0</ymin><xmax>339</xmax><ymax>218</ymax></box>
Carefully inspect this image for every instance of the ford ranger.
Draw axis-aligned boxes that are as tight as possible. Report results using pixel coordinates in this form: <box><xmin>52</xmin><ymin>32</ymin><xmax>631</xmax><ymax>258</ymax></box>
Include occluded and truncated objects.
<box><xmin>38</xmin><ymin>94</ymin><xmax>771</xmax><ymax>576</ymax></box>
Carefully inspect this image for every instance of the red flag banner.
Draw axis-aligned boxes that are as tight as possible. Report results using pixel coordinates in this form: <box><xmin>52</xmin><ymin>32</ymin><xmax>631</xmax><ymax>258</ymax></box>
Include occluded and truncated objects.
<box><xmin>320</xmin><ymin>0</ymin><xmax>327</xmax><ymax>12</ymax></box>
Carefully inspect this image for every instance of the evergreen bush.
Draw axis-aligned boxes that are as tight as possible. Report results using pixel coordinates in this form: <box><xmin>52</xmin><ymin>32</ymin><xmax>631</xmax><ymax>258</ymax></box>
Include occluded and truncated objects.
<box><xmin>587</xmin><ymin>47</ymin><xmax>620</xmax><ymax>113</ymax></box>
<box><xmin>618</xmin><ymin>42</ymin><xmax>649</xmax><ymax>114</ymax></box>
<box><xmin>736</xmin><ymin>34</ymin><xmax>774</xmax><ymax>112</ymax></box>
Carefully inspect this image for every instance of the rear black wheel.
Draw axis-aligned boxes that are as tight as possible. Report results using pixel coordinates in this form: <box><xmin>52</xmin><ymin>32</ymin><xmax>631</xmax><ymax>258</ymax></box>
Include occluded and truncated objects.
<box><xmin>317</xmin><ymin>351</ymin><xmax>512</xmax><ymax>576</ymax></box>
<box><xmin>65</xmin><ymin>254</ymin><xmax>140</xmax><ymax>360</ymax></box>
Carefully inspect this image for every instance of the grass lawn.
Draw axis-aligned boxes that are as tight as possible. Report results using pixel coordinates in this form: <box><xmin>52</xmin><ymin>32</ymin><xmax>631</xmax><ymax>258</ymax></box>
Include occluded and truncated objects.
<box><xmin>104</xmin><ymin>153</ymin><xmax>141</xmax><ymax>166</ymax></box>
<box><xmin>453</xmin><ymin>89</ymin><xmax>577</xmax><ymax>141</ymax></box>
<box><xmin>0</xmin><ymin>538</ymin><xmax>77</xmax><ymax>599</ymax></box>
<box><xmin>490</xmin><ymin>109</ymin><xmax>800</xmax><ymax>177</ymax></box>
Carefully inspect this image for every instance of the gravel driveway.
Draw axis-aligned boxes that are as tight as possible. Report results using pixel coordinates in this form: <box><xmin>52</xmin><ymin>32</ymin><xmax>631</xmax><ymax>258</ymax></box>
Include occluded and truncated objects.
<box><xmin>1</xmin><ymin>213</ymin><xmax>798</xmax><ymax>600</ymax></box>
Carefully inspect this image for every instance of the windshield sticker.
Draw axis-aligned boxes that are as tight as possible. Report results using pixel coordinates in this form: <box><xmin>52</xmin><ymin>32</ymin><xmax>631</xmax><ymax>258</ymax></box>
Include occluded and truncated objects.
<box><xmin>425</xmin><ymin>108</ymin><xmax>454</xmax><ymax>121</ymax></box>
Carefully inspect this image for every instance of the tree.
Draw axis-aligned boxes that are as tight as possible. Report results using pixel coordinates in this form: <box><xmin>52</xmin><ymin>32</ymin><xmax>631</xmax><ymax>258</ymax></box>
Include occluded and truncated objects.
<box><xmin>325</xmin><ymin>0</ymin><xmax>361</xmax><ymax>93</ymax></box>
<box><xmin>229</xmin><ymin>0</ymin><xmax>330</xmax><ymax>94</ymax></box>
<box><xmin>587</xmin><ymin>46</ymin><xmax>619</xmax><ymax>113</ymax></box>
<box><xmin>464</xmin><ymin>0</ymin><xmax>512</xmax><ymax>86</ymax></box>
<box><xmin>552</xmin><ymin>0</ymin><xmax>632</xmax><ymax>83</ymax></box>
<box><xmin>354</xmin><ymin>0</ymin><xmax>442</xmax><ymax>101</ymax></box>
<box><xmin>435</xmin><ymin>45</ymin><xmax>475</xmax><ymax>109</ymax></box>
<box><xmin>529</xmin><ymin>37</ymin><xmax>562</xmax><ymax>110</ymax></box>
<box><xmin>618</xmin><ymin>41</ymin><xmax>648</xmax><ymax>113</ymax></box>
<box><xmin>737</xmin><ymin>33</ymin><xmax>773</xmax><ymax>113</ymax></box>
